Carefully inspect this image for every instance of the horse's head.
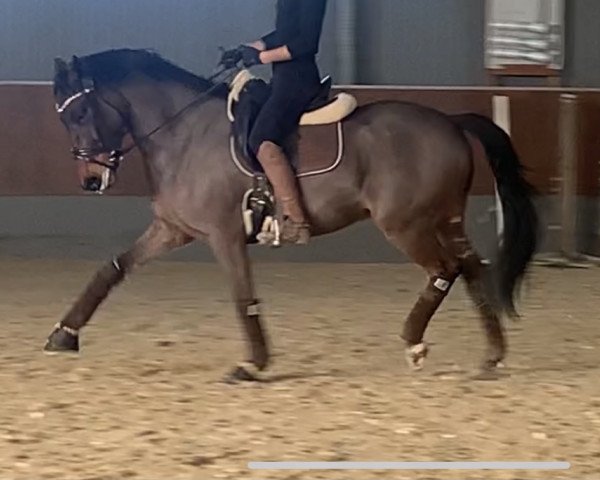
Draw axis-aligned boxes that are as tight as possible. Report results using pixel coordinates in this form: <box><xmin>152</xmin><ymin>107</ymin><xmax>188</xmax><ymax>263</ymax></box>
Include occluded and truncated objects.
<box><xmin>53</xmin><ymin>56</ymin><xmax>129</xmax><ymax>193</ymax></box>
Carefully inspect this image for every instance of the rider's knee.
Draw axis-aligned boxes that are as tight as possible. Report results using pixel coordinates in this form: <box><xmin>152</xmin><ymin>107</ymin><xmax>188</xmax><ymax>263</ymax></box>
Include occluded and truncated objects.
<box><xmin>253</xmin><ymin>138</ymin><xmax>281</xmax><ymax>159</ymax></box>
<box><xmin>249</xmin><ymin>130</ymin><xmax>270</xmax><ymax>157</ymax></box>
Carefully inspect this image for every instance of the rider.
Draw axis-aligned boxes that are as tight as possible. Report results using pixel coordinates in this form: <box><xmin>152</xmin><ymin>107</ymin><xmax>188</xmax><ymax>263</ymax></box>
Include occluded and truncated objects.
<box><xmin>224</xmin><ymin>0</ymin><xmax>328</xmax><ymax>244</ymax></box>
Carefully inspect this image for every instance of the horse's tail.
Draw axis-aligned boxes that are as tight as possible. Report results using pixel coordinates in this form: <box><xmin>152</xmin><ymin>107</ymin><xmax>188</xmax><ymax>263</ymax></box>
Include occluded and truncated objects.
<box><xmin>451</xmin><ymin>113</ymin><xmax>539</xmax><ymax>318</ymax></box>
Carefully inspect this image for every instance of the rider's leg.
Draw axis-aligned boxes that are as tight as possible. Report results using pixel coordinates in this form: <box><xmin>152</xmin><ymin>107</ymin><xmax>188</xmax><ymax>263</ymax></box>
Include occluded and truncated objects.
<box><xmin>248</xmin><ymin>92</ymin><xmax>311</xmax><ymax>245</ymax></box>
<box><xmin>255</xmin><ymin>140</ymin><xmax>310</xmax><ymax>244</ymax></box>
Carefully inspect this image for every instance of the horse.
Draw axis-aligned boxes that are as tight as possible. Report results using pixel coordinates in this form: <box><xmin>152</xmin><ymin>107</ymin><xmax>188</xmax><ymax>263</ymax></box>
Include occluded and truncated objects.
<box><xmin>45</xmin><ymin>48</ymin><xmax>538</xmax><ymax>381</ymax></box>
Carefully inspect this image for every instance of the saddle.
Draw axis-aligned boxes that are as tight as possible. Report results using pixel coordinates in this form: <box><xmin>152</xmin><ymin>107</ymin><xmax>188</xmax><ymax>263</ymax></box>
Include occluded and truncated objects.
<box><xmin>227</xmin><ymin>69</ymin><xmax>358</xmax><ymax>244</ymax></box>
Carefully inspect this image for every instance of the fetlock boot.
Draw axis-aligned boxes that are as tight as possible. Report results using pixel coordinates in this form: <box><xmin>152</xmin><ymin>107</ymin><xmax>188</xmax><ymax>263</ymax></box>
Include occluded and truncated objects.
<box><xmin>256</xmin><ymin>141</ymin><xmax>311</xmax><ymax>245</ymax></box>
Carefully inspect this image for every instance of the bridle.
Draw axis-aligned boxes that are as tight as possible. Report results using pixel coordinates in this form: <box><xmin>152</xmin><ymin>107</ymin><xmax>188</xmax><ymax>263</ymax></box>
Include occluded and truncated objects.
<box><xmin>55</xmin><ymin>65</ymin><xmax>236</xmax><ymax>179</ymax></box>
<box><xmin>55</xmin><ymin>85</ymin><xmax>127</xmax><ymax>174</ymax></box>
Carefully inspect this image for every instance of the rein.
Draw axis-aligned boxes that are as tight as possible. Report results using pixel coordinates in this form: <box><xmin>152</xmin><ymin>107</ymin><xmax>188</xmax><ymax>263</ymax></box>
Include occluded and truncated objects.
<box><xmin>118</xmin><ymin>66</ymin><xmax>236</xmax><ymax>156</ymax></box>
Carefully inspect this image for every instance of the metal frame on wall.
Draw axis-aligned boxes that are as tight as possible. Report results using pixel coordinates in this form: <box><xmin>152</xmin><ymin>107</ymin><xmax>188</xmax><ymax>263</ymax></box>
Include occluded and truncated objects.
<box><xmin>485</xmin><ymin>0</ymin><xmax>565</xmax><ymax>85</ymax></box>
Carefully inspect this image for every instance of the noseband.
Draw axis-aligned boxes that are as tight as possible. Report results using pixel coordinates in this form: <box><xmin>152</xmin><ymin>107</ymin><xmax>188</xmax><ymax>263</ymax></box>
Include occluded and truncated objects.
<box><xmin>71</xmin><ymin>145</ymin><xmax>124</xmax><ymax>172</ymax></box>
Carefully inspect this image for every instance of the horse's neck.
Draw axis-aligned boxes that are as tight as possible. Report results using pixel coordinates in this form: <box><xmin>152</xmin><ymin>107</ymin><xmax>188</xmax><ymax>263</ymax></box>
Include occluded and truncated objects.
<box><xmin>119</xmin><ymin>79</ymin><xmax>227</xmax><ymax>183</ymax></box>
<box><xmin>122</xmin><ymin>80</ymin><xmax>204</xmax><ymax>148</ymax></box>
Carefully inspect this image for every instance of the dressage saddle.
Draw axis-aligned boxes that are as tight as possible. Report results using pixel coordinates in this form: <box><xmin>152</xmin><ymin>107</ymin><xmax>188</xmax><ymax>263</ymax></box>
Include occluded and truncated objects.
<box><xmin>228</xmin><ymin>71</ymin><xmax>356</xmax><ymax>172</ymax></box>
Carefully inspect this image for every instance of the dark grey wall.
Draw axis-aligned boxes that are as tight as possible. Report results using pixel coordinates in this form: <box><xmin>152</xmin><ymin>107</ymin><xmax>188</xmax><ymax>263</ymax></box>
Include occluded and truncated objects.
<box><xmin>2</xmin><ymin>196</ymin><xmax>594</xmax><ymax>262</ymax></box>
<box><xmin>565</xmin><ymin>0</ymin><xmax>600</xmax><ymax>87</ymax></box>
<box><xmin>2</xmin><ymin>0</ymin><xmax>600</xmax><ymax>86</ymax></box>
<box><xmin>355</xmin><ymin>0</ymin><xmax>600</xmax><ymax>87</ymax></box>
<box><xmin>0</xmin><ymin>0</ymin><xmax>338</xmax><ymax>82</ymax></box>
<box><xmin>0</xmin><ymin>196</ymin><xmax>500</xmax><ymax>263</ymax></box>
<box><xmin>356</xmin><ymin>0</ymin><xmax>486</xmax><ymax>85</ymax></box>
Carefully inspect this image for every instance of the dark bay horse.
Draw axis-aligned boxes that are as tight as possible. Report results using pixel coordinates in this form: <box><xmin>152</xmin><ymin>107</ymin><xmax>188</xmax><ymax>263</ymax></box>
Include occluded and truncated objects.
<box><xmin>45</xmin><ymin>49</ymin><xmax>538</xmax><ymax>380</ymax></box>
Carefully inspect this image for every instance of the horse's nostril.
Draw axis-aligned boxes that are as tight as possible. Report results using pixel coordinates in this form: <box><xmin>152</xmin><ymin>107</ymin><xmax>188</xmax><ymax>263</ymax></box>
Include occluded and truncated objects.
<box><xmin>83</xmin><ymin>176</ymin><xmax>102</xmax><ymax>192</ymax></box>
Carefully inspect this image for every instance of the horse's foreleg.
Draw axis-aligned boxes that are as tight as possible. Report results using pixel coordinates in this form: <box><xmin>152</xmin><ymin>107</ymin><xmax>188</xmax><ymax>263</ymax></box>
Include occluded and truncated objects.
<box><xmin>208</xmin><ymin>226</ymin><xmax>269</xmax><ymax>382</ymax></box>
<box><xmin>44</xmin><ymin>219</ymin><xmax>192</xmax><ymax>353</ymax></box>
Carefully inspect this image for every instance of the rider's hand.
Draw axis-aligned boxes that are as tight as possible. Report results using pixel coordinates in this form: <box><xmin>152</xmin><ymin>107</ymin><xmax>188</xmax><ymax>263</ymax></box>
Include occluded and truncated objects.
<box><xmin>239</xmin><ymin>45</ymin><xmax>262</xmax><ymax>68</ymax></box>
<box><xmin>220</xmin><ymin>47</ymin><xmax>243</xmax><ymax>68</ymax></box>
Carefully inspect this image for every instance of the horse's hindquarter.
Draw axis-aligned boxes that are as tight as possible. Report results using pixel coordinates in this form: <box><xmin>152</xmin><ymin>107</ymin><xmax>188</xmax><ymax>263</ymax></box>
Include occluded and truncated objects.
<box><xmin>343</xmin><ymin>101</ymin><xmax>473</xmax><ymax>227</ymax></box>
<box><xmin>297</xmin><ymin>123</ymin><xmax>368</xmax><ymax>236</ymax></box>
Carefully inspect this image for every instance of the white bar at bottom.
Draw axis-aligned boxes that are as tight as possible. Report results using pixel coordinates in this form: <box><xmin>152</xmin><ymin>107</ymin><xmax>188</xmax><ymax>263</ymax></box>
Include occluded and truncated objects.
<box><xmin>248</xmin><ymin>461</ymin><xmax>570</xmax><ymax>470</ymax></box>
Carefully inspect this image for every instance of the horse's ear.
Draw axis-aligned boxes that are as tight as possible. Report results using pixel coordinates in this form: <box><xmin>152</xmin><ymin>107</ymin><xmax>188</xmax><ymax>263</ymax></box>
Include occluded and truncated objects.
<box><xmin>70</xmin><ymin>55</ymin><xmax>81</xmax><ymax>72</ymax></box>
<box><xmin>53</xmin><ymin>57</ymin><xmax>70</xmax><ymax>92</ymax></box>
<box><xmin>66</xmin><ymin>55</ymin><xmax>84</xmax><ymax>87</ymax></box>
<box><xmin>54</xmin><ymin>57</ymin><xmax>68</xmax><ymax>75</ymax></box>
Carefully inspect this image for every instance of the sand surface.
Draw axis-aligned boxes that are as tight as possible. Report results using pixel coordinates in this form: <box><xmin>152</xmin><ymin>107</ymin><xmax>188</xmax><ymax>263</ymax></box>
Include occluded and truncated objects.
<box><xmin>0</xmin><ymin>258</ymin><xmax>598</xmax><ymax>479</ymax></box>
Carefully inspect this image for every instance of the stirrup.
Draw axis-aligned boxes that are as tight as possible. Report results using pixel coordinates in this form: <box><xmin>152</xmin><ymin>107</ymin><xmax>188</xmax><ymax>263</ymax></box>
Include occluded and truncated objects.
<box><xmin>256</xmin><ymin>217</ymin><xmax>282</xmax><ymax>247</ymax></box>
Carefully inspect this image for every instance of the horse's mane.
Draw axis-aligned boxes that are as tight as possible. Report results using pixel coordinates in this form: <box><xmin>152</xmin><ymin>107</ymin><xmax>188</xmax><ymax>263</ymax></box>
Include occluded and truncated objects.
<box><xmin>78</xmin><ymin>48</ymin><xmax>228</xmax><ymax>98</ymax></box>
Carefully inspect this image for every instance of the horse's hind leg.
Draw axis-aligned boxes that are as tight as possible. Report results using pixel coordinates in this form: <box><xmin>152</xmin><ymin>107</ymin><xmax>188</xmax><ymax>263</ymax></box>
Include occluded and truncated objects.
<box><xmin>44</xmin><ymin>219</ymin><xmax>193</xmax><ymax>353</ymax></box>
<box><xmin>439</xmin><ymin>217</ymin><xmax>506</xmax><ymax>372</ymax></box>
<box><xmin>380</xmin><ymin>221</ymin><xmax>460</xmax><ymax>370</ymax></box>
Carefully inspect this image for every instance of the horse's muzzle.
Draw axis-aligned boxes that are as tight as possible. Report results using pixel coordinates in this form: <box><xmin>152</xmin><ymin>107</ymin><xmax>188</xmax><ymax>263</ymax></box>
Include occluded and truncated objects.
<box><xmin>78</xmin><ymin>152</ymin><xmax>115</xmax><ymax>194</ymax></box>
<box><xmin>83</xmin><ymin>176</ymin><xmax>104</xmax><ymax>193</ymax></box>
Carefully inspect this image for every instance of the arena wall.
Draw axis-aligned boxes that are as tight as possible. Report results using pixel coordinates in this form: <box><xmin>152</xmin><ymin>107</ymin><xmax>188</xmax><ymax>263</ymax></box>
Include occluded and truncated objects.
<box><xmin>1</xmin><ymin>84</ymin><xmax>598</xmax><ymax>261</ymax></box>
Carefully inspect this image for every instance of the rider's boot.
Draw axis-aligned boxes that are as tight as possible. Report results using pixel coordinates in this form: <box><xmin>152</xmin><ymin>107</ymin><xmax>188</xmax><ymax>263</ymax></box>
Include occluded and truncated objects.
<box><xmin>256</xmin><ymin>141</ymin><xmax>311</xmax><ymax>245</ymax></box>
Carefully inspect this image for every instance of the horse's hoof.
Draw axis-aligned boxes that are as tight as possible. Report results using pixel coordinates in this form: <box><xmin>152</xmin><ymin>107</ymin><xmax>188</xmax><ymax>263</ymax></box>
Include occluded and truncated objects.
<box><xmin>43</xmin><ymin>325</ymin><xmax>79</xmax><ymax>354</ymax></box>
<box><xmin>405</xmin><ymin>343</ymin><xmax>429</xmax><ymax>371</ymax></box>
<box><xmin>472</xmin><ymin>359</ymin><xmax>507</xmax><ymax>381</ymax></box>
<box><xmin>222</xmin><ymin>362</ymin><xmax>264</xmax><ymax>384</ymax></box>
<box><xmin>481</xmin><ymin>358</ymin><xmax>504</xmax><ymax>372</ymax></box>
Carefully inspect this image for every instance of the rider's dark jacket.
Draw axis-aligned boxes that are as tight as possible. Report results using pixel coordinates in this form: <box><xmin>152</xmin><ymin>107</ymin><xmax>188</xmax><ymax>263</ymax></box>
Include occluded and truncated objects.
<box><xmin>248</xmin><ymin>0</ymin><xmax>328</xmax><ymax>154</ymax></box>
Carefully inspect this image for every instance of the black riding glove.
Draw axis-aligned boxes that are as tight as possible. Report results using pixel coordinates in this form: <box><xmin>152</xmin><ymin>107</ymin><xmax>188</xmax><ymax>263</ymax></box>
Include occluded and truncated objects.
<box><xmin>239</xmin><ymin>45</ymin><xmax>262</xmax><ymax>68</ymax></box>
<box><xmin>220</xmin><ymin>47</ymin><xmax>243</xmax><ymax>68</ymax></box>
